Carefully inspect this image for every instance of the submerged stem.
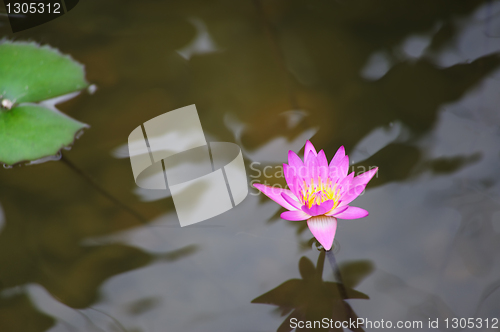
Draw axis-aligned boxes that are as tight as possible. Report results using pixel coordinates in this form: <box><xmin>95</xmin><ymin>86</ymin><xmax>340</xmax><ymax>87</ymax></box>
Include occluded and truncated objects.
<box><xmin>325</xmin><ymin>250</ymin><xmax>349</xmax><ymax>299</ymax></box>
<box><xmin>61</xmin><ymin>154</ymin><xmax>148</xmax><ymax>224</ymax></box>
<box><xmin>316</xmin><ymin>248</ymin><xmax>326</xmax><ymax>279</ymax></box>
<box><xmin>325</xmin><ymin>249</ymin><xmax>365</xmax><ymax>332</ymax></box>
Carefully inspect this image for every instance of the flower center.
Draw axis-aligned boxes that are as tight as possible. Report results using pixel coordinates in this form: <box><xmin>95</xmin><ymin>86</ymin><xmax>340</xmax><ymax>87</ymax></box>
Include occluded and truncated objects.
<box><xmin>300</xmin><ymin>177</ymin><xmax>341</xmax><ymax>209</ymax></box>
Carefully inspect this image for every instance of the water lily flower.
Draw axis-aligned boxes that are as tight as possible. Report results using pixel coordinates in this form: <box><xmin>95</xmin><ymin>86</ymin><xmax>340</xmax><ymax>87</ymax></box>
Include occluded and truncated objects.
<box><xmin>254</xmin><ymin>141</ymin><xmax>378</xmax><ymax>251</ymax></box>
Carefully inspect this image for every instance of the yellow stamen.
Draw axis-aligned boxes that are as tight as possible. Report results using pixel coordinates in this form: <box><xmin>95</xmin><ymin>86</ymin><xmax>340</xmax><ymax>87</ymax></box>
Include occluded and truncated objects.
<box><xmin>300</xmin><ymin>177</ymin><xmax>340</xmax><ymax>211</ymax></box>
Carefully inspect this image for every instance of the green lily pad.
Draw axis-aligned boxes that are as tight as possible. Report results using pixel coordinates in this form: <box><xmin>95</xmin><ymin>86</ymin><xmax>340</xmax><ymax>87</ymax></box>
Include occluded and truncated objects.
<box><xmin>0</xmin><ymin>40</ymin><xmax>88</xmax><ymax>104</ymax></box>
<box><xmin>0</xmin><ymin>41</ymin><xmax>90</xmax><ymax>166</ymax></box>
<box><xmin>0</xmin><ymin>105</ymin><xmax>87</xmax><ymax>166</ymax></box>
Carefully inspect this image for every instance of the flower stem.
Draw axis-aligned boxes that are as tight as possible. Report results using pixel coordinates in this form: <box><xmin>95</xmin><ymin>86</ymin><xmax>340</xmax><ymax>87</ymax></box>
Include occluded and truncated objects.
<box><xmin>325</xmin><ymin>249</ymin><xmax>365</xmax><ymax>332</ymax></box>
<box><xmin>325</xmin><ymin>249</ymin><xmax>349</xmax><ymax>299</ymax></box>
<box><xmin>316</xmin><ymin>248</ymin><xmax>326</xmax><ymax>279</ymax></box>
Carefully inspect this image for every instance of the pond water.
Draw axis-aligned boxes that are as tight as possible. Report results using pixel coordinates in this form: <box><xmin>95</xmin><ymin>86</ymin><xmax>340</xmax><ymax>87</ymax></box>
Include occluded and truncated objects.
<box><xmin>1</xmin><ymin>0</ymin><xmax>500</xmax><ymax>331</ymax></box>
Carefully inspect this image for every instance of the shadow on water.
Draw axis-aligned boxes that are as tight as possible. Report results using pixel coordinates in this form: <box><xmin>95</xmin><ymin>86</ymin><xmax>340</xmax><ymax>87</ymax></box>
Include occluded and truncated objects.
<box><xmin>0</xmin><ymin>192</ymin><xmax>198</xmax><ymax>330</ymax></box>
<box><xmin>252</xmin><ymin>250</ymin><xmax>374</xmax><ymax>332</ymax></box>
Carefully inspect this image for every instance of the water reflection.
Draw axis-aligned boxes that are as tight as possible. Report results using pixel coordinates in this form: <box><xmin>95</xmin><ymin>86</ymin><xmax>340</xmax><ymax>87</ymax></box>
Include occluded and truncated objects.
<box><xmin>374</xmin><ymin>271</ymin><xmax>457</xmax><ymax>326</ymax></box>
<box><xmin>0</xmin><ymin>292</ymin><xmax>55</xmax><ymax>332</ymax></box>
<box><xmin>431</xmin><ymin>180</ymin><xmax>500</xmax><ymax>276</ymax></box>
<box><xmin>1</xmin><ymin>0</ymin><xmax>500</xmax><ymax>330</ymax></box>
<box><xmin>0</xmin><ymin>195</ymin><xmax>197</xmax><ymax>330</ymax></box>
<box><xmin>252</xmin><ymin>250</ymin><xmax>373</xmax><ymax>331</ymax></box>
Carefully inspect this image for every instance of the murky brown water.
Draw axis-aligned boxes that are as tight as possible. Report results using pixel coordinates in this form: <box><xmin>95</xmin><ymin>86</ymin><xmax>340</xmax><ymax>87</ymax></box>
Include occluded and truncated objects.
<box><xmin>1</xmin><ymin>0</ymin><xmax>500</xmax><ymax>331</ymax></box>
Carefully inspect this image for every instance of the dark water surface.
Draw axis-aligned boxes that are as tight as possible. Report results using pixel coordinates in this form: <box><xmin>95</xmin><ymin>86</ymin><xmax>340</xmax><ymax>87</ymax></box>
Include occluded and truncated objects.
<box><xmin>1</xmin><ymin>0</ymin><xmax>500</xmax><ymax>331</ymax></box>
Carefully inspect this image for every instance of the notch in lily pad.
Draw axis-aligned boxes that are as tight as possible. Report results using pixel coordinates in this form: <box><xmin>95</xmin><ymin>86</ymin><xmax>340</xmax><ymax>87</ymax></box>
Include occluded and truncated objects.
<box><xmin>0</xmin><ymin>40</ymin><xmax>90</xmax><ymax>166</ymax></box>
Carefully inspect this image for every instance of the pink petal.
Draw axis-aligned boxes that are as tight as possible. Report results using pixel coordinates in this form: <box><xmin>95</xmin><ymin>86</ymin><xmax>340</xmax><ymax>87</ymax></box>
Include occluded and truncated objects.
<box><xmin>304</xmin><ymin>151</ymin><xmax>319</xmax><ymax>184</ymax></box>
<box><xmin>307</xmin><ymin>216</ymin><xmax>337</xmax><ymax>250</ymax></box>
<box><xmin>305</xmin><ymin>150</ymin><xmax>317</xmax><ymax>172</ymax></box>
<box><xmin>281</xmin><ymin>192</ymin><xmax>302</xmax><ymax>210</ymax></box>
<box><xmin>338</xmin><ymin>167</ymin><xmax>377</xmax><ymax>206</ymax></box>
<box><xmin>329</xmin><ymin>146</ymin><xmax>345</xmax><ymax>168</ymax></box>
<box><xmin>338</xmin><ymin>155</ymin><xmax>349</xmax><ymax>178</ymax></box>
<box><xmin>301</xmin><ymin>199</ymin><xmax>334</xmax><ymax>216</ymax></box>
<box><xmin>333</xmin><ymin>206</ymin><xmax>369</xmax><ymax>219</ymax></box>
<box><xmin>337</xmin><ymin>172</ymin><xmax>354</xmax><ymax>193</ymax></box>
<box><xmin>329</xmin><ymin>154</ymin><xmax>349</xmax><ymax>180</ymax></box>
<box><xmin>304</xmin><ymin>140</ymin><xmax>317</xmax><ymax>158</ymax></box>
<box><xmin>290</xmin><ymin>174</ymin><xmax>305</xmax><ymax>201</ymax></box>
<box><xmin>317</xmin><ymin>150</ymin><xmax>329</xmax><ymax>179</ymax></box>
<box><xmin>352</xmin><ymin>167</ymin><xmax>378</xmax><ymax>187</ymax></box>
<box><xmin>281</xmin><ymin>210</ymin><xmax>311</xmax><ymax>221</ymax></box>
<box><xmin>253</xmin><ymin>183</ymin><xmax>298</xmax><ymax>211</ymax></box>
<box><xmin>289</xmin><ymin>153</ymin><xmax>309</xmax><ymax>188</ymax></box>
<box><xmin>283</xmin><ymin>164</ymin><xmax>298</xmax><ymax>194</ymax></box>
<box><xmin>288</xmin><ymin>150</ymin><xmax>304</xmax><ymax>168</ymax></box>
<box><xmin>317</xmin><ymin>150</ymin><xmax>328</xmax><ymax>167</ymax></box>
<box><xmin>325</xmin><ymin>204</ymin><xmax>349</xmax><ymax>216</ymax></box>
<box><xmin>338</xmin><ymin>184</ymin><xmax>365</xmax><ymax>206</ymax></box>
